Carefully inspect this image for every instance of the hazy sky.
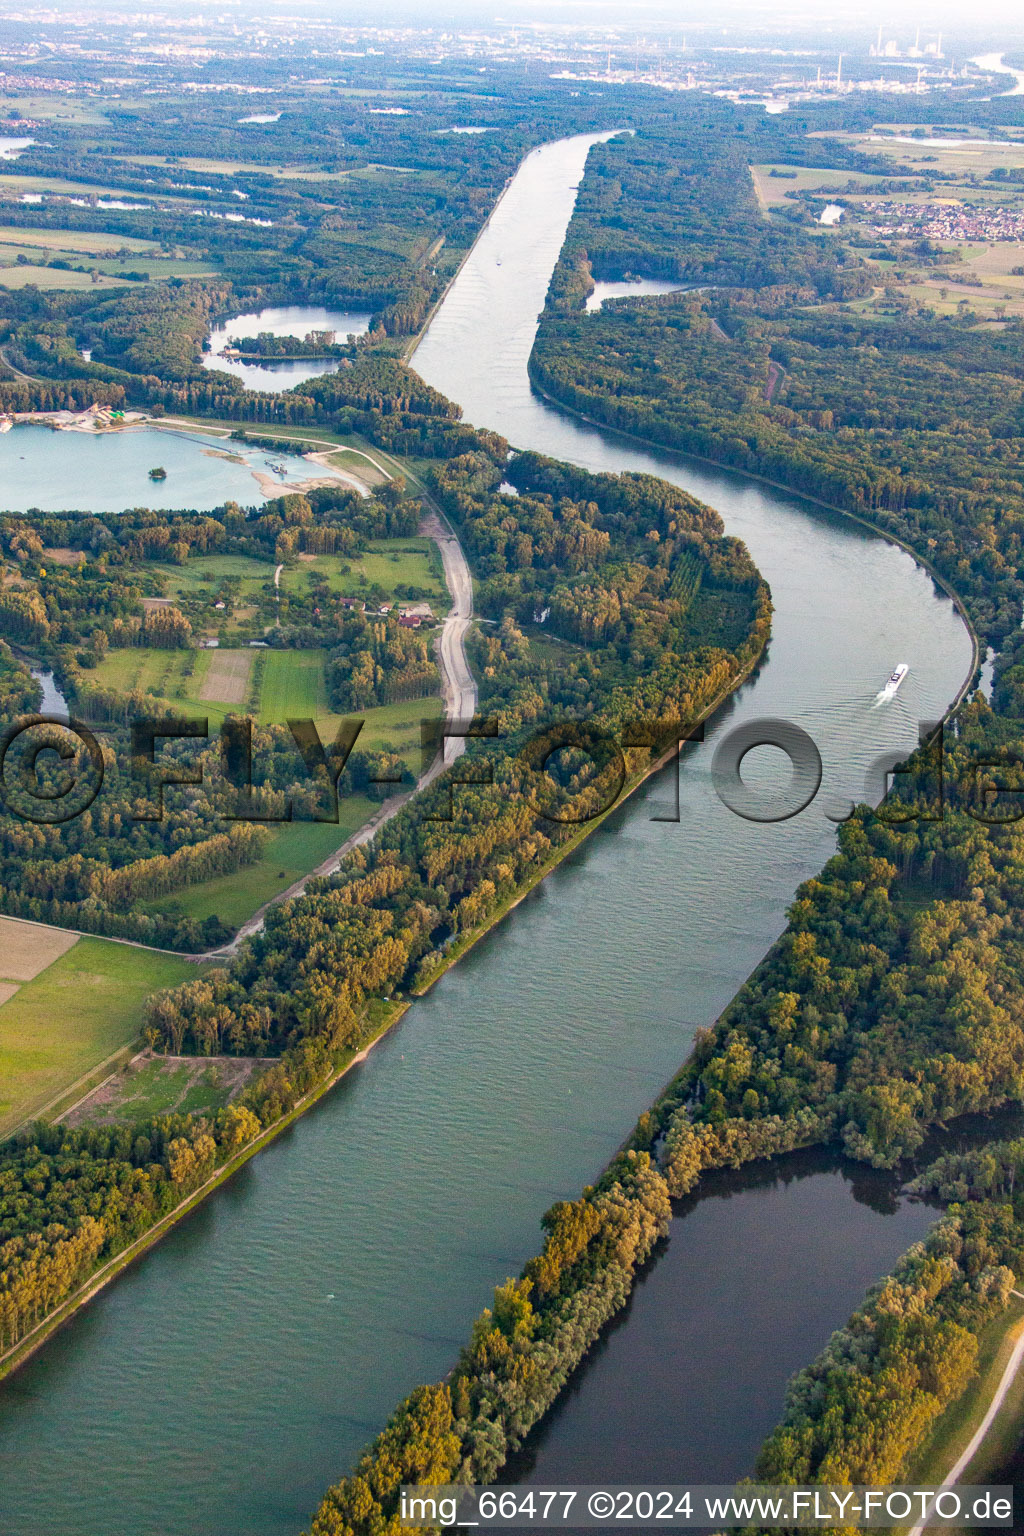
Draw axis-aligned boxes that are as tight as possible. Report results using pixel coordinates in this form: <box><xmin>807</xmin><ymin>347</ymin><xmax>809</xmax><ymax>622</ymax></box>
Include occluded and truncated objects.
<box><xmin>482</xmin><ymin>0</ymin><xmax>1024</xmax><ymax>28</ymax></box>
<box><xmin>258</xmin><ymin>0</ymin><xmax>1024</xmax><ymax>42</ymax></box>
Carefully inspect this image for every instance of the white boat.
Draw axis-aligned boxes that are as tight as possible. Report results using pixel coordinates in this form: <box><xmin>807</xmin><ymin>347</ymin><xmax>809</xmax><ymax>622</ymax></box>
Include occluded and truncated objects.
<box><xmin>881</xmin><ymin>662</ymin><xmax>909</xmax><ymax>696</ymax></box>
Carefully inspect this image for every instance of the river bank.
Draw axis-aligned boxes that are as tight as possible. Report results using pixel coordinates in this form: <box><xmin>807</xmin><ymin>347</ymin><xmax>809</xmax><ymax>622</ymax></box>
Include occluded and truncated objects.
<box><xmin>0</xmin><ymin>996</ymin><xmax>409</xmax><ymax>1388</ymax></box>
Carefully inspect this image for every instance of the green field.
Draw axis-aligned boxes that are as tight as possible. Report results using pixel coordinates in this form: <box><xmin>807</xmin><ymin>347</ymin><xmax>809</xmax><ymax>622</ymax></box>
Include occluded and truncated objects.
<box><xmin>837</xmin><ymin>130</ymin><xmax>1024</xmax><ymax>178</ymax></box>
<box><xmin>90</xmin><ymin>643</ymin><xmax>441</xmax><ymax>759</ymax></box>
<box><xmin>0</xmin><ymin>266</ymin><xmax>132</xmax><ymax>291</ymax></box>
<box><xmin>140</xmin><ymin>806</ymin><xmax>377</xmax><ymax>927</ymax></box>
<box><xmin>0</xmin><ymin>224</ymin><xmax>157</xmax><ymax>254</ymax></box>
<box><xmin>94</xmin><ymin>258</ymin><xmax>221</xmax><ymax>280</ymax></box>
<box><xmin>67</xmin><ymin>1055</ymin><xmax>260</xmax><ymax>1128</ymax></box>
<box><xmin>0</xmin><ymin>172</ymin><xmax>185</xmax><ymax>199</ymax></box>
<box><xmin>355</xmin><ymin>694</ymin><xmax>442</xmax><ymax>766</ymax></box>
<box><xmin>257</xmin><ymin>647</ymin><xmax>327</xmax><ymax>721</ymax></box>
<box><xmin>1</xmin><ymin>94</ymin><xmax>111</xmax><ymax>124</ymax></box>
<box><xmin>282</xmin><ymin>540</ymin><xmax>446</xmax><ymax>606</ymax></box>
<box><xmin>109</xmin><ymin>153</ymin><xmax>374</xmax><ymax>182</ymax></box>
<box><xmin>750</xmin><ymin>163</ymin><xmax>882</xmax><ymax>208</ymax></box>
<box><xmin>153</xmin><ymin>551</ymin><xmax>277</xmax><ymax>600</ymax></box>
<box><xmin>91</xmin><ymin>646</ymin><xmax>217</xmax><ymax>711</ymax></box>
<box><xmin>326</xmin><ymin>448</ymin><xmax>388</xmax><ymax>485</ymax></box>
<box><xmin>257</xmin><ymin>654</ymin><xmax>442</xmax><ymax>771</ymax></box>
<box><xmin>0</xmin><ymin>938</ymin><xmax>199</xmax><ymax>1138</ymax></box>
<box><xmin>0</xmin><ymin>240</ymin><xmax>216</xmax><ymax>282</ymax></box>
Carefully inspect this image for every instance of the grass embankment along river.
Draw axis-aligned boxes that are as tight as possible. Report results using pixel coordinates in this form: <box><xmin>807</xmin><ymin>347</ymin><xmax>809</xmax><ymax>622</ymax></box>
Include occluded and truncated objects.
<box><xmin>903</xmin><ymin>1294</ymin><xmax>1024</xmax><ymax>1509</ymax></box>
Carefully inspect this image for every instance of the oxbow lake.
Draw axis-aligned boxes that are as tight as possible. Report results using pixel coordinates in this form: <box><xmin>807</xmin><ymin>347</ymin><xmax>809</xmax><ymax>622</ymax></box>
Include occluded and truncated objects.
<box><xmin>585</xmin><ymin>277</ymin><xmax>692</xmax><ymax>310</ymax></box>
<box><xmin>203</xmin><ymin>304</ymin><xmax>373</xmax><ymax>392</ymax></box>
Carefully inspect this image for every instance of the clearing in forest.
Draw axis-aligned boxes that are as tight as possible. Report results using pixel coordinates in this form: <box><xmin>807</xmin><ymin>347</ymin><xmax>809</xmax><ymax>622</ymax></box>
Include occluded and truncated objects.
<box><xmin>198</xmin><ymin>647</ymin><xmax>254</xmax><ymax>705</ymax></box>
<box><xmin>0</xmin><ymin>935</ymin><xmax>198</xmax><ymax>1138</ymax></box>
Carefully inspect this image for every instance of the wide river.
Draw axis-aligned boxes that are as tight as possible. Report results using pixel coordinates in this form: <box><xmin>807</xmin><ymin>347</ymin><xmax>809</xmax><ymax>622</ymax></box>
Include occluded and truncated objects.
<box><xmin>0</xmin><ymin>134</ymin><xmax>974</xmax><ymax>1536</ymax></box>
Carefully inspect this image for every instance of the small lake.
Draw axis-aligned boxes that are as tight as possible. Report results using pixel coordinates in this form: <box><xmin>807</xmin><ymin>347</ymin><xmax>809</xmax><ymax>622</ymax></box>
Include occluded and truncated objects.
<box><xmin>0</xmin><ymin>425</ymin><xmax>315</xmax><ymax>513</ymax></box>
<box><xmin>0</xmin><ymin>136</ymin><xmax>33</xmax><ymax>159</ymax></box>
<box><xmin>504</xmin><ymin>1153</ymin><xmax>940</xmax><ymax>1486</ymax></box>
<box><xmin>820</xmin><ymin>203</ymin><xmax>844</xmax><ymax>225</ymax></box>
<box><xmin>586</xmin><ymin>278</ymin><xmax>691</xmax><ymax>311</ymax></box>
<box><xmin>203</xmin><ymin>305</ymin><xmax>373</xmax><ymax>393</ymax></box>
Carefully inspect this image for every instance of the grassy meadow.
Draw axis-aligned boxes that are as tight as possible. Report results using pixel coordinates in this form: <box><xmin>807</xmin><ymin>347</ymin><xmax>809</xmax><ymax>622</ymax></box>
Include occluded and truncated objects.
<box><xmin>0</xmin><ymin>928</ymin><xmax>199</xmax><ymax>1137</ymax></box>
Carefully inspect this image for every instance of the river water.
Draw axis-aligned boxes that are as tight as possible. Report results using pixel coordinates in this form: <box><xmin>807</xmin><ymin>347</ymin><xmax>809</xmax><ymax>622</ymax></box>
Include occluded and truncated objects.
<box><xmin>0</xmin><ymin>134</ymin><xmax>974</xmax><ymax>1536</ymax></box>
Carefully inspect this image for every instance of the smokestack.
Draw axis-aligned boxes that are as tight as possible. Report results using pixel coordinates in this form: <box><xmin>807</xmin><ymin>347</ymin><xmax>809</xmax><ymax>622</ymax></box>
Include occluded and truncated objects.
<box><xmin>837</xmin><ymin>52</ymin><xmax>843</xmax><ymax>87</ymax></box>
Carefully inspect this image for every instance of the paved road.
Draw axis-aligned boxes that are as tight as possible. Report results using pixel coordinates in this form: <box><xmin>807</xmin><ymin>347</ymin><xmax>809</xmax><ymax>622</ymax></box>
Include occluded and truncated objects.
<box><xmin>420</xmin><ymin>507</ymin><xmax>477</xmax><ymax>766</ymax></box>
<box><xmin>197</xmin><ymin>501</ymin><xmax>477</xmax><ymax>959</ymax></box>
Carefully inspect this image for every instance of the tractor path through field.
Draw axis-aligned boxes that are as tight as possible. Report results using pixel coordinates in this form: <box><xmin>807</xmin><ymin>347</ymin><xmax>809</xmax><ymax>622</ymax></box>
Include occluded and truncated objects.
<box><xmin>193</xmin><ymin>499</ymin><xmax>477</xmax><ymax>960</ymax></box>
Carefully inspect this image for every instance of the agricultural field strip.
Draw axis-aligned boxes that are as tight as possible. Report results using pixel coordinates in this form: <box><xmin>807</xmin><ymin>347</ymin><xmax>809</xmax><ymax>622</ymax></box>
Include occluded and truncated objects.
<box><xmin>0</xmin><ymin>935</ymin><xmax>199</xmax><ymax>1137</ymax></box>
<box><xmin>0</xmin><ymin>225</ymin><xmax>158</xmax><ymax>253</ymax></box>
<box><xmin>105</xmin><ymin>153</ymin><xmax>378</xmax><ymax>179</ymax></box>
<box><xmin>0</xmin><ymin>174</ymin><xmax>194</xmax><ymax>201</ymax></box>
<box><xmin>0</xmin><ymin>269</ymin><xmax>133</xmax><ymax>290</ymax></box>
<box><xmin>198</xmin><ymin>648</ymin><xmax>253</xmax><ymax>705</ymax></box>
<box><xmin>0</xmin><ymin>915</ymin><xmax>78</xmax><ymax>981</ymax></box>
